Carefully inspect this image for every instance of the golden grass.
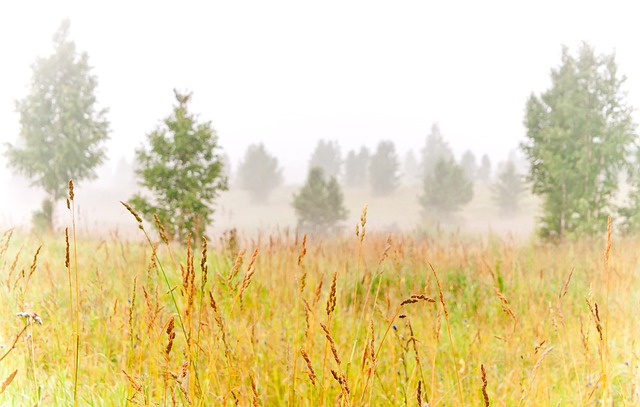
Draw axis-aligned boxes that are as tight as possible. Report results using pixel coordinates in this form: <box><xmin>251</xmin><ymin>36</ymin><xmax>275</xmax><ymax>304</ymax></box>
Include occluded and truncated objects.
<box><xmin>1</xmin><ymin>203</ymin><xmax>639</xmax><ymax>405</ymax></box>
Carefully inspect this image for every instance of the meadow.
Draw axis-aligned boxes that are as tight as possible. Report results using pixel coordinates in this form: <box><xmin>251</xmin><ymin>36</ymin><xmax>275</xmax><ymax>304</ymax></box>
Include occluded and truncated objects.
<box><xmin>1</xmin><ymin>194</ymin><xmax>639</xmax><ymax>406</ymax></box>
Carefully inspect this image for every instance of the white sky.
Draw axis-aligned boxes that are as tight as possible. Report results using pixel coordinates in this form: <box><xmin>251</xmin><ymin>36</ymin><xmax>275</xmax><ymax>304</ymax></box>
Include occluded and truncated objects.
<box><xmin>1</xmin><ymin>0</ymin><xmax>639</xmax><ymax>192</ymax></box>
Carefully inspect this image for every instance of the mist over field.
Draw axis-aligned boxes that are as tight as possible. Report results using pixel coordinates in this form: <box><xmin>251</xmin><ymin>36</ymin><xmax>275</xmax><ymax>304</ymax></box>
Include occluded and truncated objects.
<box><xmin>5</xmin><ymin>2</ymin><xmax>640</xmax><ymax>405</ymax></box>
<box><xmin>2</xmin><ymin>0</ymin><xmax>639</xmax><ymax>238</ymax></box>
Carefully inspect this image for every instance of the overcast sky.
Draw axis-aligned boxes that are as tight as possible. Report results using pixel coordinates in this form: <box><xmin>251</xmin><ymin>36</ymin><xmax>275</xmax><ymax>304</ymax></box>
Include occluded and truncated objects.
<box><xmin>1</xmin><ymin>0</ymin><xmax>639</xmax><ymax>194</ymax></box>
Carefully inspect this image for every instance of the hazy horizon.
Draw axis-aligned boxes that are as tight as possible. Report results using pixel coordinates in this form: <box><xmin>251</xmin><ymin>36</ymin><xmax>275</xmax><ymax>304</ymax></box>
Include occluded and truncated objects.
<box><xmin>2</xmin><ymin>0</ymin><xmax>639</xmax><ymax>233</ymax></box>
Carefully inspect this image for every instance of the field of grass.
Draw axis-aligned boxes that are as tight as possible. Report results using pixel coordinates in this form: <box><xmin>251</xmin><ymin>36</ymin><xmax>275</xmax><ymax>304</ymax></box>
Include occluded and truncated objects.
<box><xmin>1</xmin><ymin>197</ymin><xmax>639</xmax><ymax>405</ymax></box>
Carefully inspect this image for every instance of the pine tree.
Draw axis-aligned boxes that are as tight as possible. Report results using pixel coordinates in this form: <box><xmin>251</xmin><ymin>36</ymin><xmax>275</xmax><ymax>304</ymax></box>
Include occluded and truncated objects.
<box><xmin>460</xmin><ymin>150</ymin><xmax>478</xmax><ymax>180</ymax></box>
<box><xmin>344</xmin><ymin>146</ymin><xmax>369</xmax><ymax>187</ymax></box>
<box><xmin>237</xmin><ymin>143</ymin><xmax>283</xmax><ymax>203</ymax></box>
<box><xmin>421</xmin><ymin>123</ymin><xmax>453</xmax><ymax>178</ymax></box>
<box><xmin>477</xmin><ymin>154</ymin><xmax>492</xmax><ymax>182</ymax></box>
<box><xmin>369</xmin><ymin>140</ymin><xmax>400</xmax><ymax>196</ymax></box>
<box><xmin>309</xmin><ymin>139</ymin><xmax>342</xmax><ymax>179</ymax></box>
<box><xmin>402</xmin><ymin>149</ymin><xmax>420</xmax><ymax>185</ymax></box>
<box><xmin>4</xmin><ymin>20</ymin><xmax>110</xmax><ymax>231</ymax></box>
<box><xmin>491</xmin><ymin>160</ymin><xmax>526</xmax><ymax>214</ymax></box>
<box><xmin>292</xmin><ymin>167</ymin><xmax>348</xmax><ymax>235</ymax></box>
<box><xmin>418</xmin><ymin>158</ymin><xmax>473</xmax><ymax>217</ymax></box>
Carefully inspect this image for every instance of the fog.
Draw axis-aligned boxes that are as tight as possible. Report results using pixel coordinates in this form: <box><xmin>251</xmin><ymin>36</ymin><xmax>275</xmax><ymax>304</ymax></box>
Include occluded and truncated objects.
<box><xmin>1</xmin><ymin>0</ymin><xmax>639</xmax><ymax>236</ymax></box>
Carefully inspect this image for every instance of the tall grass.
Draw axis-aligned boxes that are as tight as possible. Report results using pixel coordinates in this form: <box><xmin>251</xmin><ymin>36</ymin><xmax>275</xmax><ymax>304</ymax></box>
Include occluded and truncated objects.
<box><xmin>0</xmin><ymin>201</ymin><xmax>638</xmax><ymax>405</ymax></box>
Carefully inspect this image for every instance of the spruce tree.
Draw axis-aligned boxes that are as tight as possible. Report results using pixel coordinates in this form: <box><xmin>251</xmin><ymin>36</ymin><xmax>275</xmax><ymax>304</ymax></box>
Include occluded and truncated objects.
<box><xmin>237</xmin><ymin>143</ymin><xmax>283</xmax><ymax>203</ymax></box>
<box><xmin>418</xmin><ymin>158</ymin><xmax>473</xmax><ymax>217</ymax></box>
<box><xmin>292</xmin><ymin>167</ymin><xmax>347</xmax><ymax>234</ymax></box>
<box><xmin>131</xmin><ymin>90</ymin><xmax>228</xmax><ymax>242</ymax></box>
<box><xmin>369</xmin><ymin>140</ymin><xmax>400</xmax><ymax>196</ymax></box>
<box><xmin>491</xmin><ymin>160</ymin><xmax>526</xmax><ymax>214</ymax></box>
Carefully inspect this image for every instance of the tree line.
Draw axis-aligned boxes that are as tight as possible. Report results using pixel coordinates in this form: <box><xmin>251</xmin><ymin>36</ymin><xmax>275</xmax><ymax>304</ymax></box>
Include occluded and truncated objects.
<box><xmin>6</xmin><ymin>21</ymin><xmax>632</xmax><ymax>241</ymax></box>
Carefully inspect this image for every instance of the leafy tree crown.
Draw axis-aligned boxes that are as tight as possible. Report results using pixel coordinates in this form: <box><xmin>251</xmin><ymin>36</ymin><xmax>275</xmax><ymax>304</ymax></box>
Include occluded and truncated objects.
<box><xmin>4</xmin><ymin>19</ymin><xmax>110</xmax><ymax>231</ymax></box>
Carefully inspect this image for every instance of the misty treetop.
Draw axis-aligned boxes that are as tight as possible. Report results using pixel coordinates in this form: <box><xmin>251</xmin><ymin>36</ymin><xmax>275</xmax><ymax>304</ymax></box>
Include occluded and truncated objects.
<box><xmin>402</xmin><ymin>149</ymin><xmax>420</xmax><ymax>185</ymax></box>
<box><xmin>491</xmin><ymin>160</ymin><xmax>527</xmax><ymax>214</ymax></box>
<box><xmin>309</xmin><ymin>139</ymin><xmax>342</xmax><ymax>179</ymax></box>
<box><xmin>418</xmin><ymin>157</ymin><xmax>473</xmax><ymax>217</ymax></box>
<box><xmin>477</xmin><ymin>154</ymin><xmax>492</xmax><ymax>181</ymax></box>
<box><xmin>421</xmin><ymin>123</ymin><xmax>453</xmax><ymax>178</ymax></box>
<box><xmin>460</xmin><ymin>150</ymin><xmax>478</xmax><ymax>180</ymax></box>
<box><xmin>522</xmin><ymin>43</ymin><xmax>637</xmax><ymax>239</ymax></box>
<box><xmin>368</xmin><ymin>140</ymin><xmax>400</xmax><ymax>196</ymax></box>
<box><xmin>292</xmin><ymin>167</ymin><xmax>347</xmax><ymax>235</ymax></box>
<box><xmin>4</xmin><ymin>19</ymin><xmax>109</xmax><ymax>232</ymax></box>
<box><xmin>237</xmin><ymin>143</ymin><xmax>283</xmax><ymax>203</ymax></box>
<box><xmin>344</xmin><ymin>146</ymin><xmax>370</xmax><ymax>187</ymax></box>
<box><xmin>130</xmin><ymin>90</ymin><xmax>228</xmax><ymax>243</ymax></box>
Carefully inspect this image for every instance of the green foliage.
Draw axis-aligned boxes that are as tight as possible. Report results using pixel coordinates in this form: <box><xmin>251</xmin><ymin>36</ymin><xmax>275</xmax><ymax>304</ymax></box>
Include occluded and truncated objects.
<box><xmin>237</xmin><ymin>143</ymin><xmax>283</xmax><ymax>203</ymax></box>
<box><xmin>491</xmin><ymin>160</ymin><xmax>527</xmax><ymax>214</ymax></box>
<box><xmin>368</xmin><ymin>140</ymin><xmax>400</xmax><ymax>196</ymax></box>
<box><xmin>418</xmin><ymin>157</ymin><xmax>473</xmax><ymax>217</ymax></box>
<box><xmin>309</xmin><ymin>139</ymin><xmax>342</xmax><ymax>179</ymax></box>
<box><xmin>344</xmin><ymin>146</ymin><xmax>369</xmax><ymax>187</ymax></box>
<box><xmin>521</xmin><ymin>43</ymin><xmax>637</xmax><ymax>239</ymax></box>
<box><xmin>421</xmin><ymin>123</ymin><xmax>453</xmax><ymax>178</ymax></box>
<box><xmin>292</xmin><ymin>167</ymin><xmax>348</xmax><ymax>234</ymax></box>
<box><xmin>130</xmin><ymin>90</ymin><xmax>228</xmax><ymax>242</ymax></box>
<box><xmin>4</xmin><ymin>20</ymin><xmax>109</xmax><ymax>231</ymax></box>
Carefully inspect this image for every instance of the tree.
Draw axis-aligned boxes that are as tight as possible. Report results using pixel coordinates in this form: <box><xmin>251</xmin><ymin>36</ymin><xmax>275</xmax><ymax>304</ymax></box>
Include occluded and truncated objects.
<box><xmin>369</xmin><ymin>140</ymin><xmax>400</xmax><ymax>196</ymax></box>
<box><xmin>309</xmin><ymin>139</ymin><xmax>342</xmax><ymax>179</ymax></box>
<box><xmin>130</xmin><ymin>90</ymin><xmax>228</xmax><ymax>242</ymax></box>
<box><xmin>418</xmin><ymin>158</ymin><xmax>473</xmax><ymax>217</ymax></box>
<box><xmin>344</xmin><ymin>146</ymin><xmax>369</xmax><ymax>187</ymax></box>
<box><xmin>221</xmin><ymin>152</ymin><xmax>233</xmax><ymax>186</ymax></box>
<box><xmin>292</xmin><ymin>167</ymin><xmax>348</xmax><ymax>234</ymax></box>
<box><xmin>4</xmin><ymin>20</ymin><xmax>109</xmax><ymax>231</ymax></box>
<box><xmin>522</xmin><ymin>43</ymin><xmax>636</xmax><ymax>239</ymax></box>
<box><xmin>477</xmin><ymin>154</ymin><xmax>492</xmax><ymax>181</ymax></box>
<box><xmin>113</xmin><ymin>156</ymin><xmax>137</xmax><ymax>192</ymax></box>
<box><xmin>421</xmin><ymin>123</ymin><xmax>454</xmax><ymax>178</ymax></box>
<box><xmin>402</xmin><ymin>149</ymin><xmax>420</xmax><ymax>185</ymax></box>
<box><xmin>620</xmin><ymin>149</ymin><xmax>640</xmax><ymax>233</ymax></box>
<box><xmin>236</xmin><ymin>143</ymin><xmax>283</xmax><ymax>203</ymax></box>
<box><xmin>460</xmin><ymin>150</ymin><xmax>478</xmax><ymax>180</ymax></box>
<box><xmin>491</xmin><ymin>160</ymin><xmax>527</xmax><ymax>214</ymax></box>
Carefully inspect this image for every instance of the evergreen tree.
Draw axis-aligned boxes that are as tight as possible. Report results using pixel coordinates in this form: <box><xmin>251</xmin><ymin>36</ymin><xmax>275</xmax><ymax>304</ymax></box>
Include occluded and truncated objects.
<box><xmin>460</xmin><ymin>150</ymin><xmax>478</xmax><ymax>180</ymax></box>
<box><xmin>491</xmin><ymin>160</ymin><xmax>527</xmax><ymax>214</ymax></box>
<box><xmin>4</xmin><ymin>20</ymin><xmax>110</xmax><ymax>231</ymax></box>
<box><xmin>402</xmin><ymin>149</ymin><xmax>420</xmax><ymax>185</ymax></box>
<box><xmin>237</xmin><ymin>143</ymin><xmax>283</xmax><ymax>203</ymax></box>
<box><xmin>130</xmin><ymin>90</ymin><xmax>228</xmax><ymax>243</ymax></box>
<box><xmin>221</xmin><ymin>153</ymin><xmax>233</xmax><ymax>185</ymax></box>
<box><xmin>344</xmin><ymin>146</ymin><xmax>369</xmax><ymax>187</ymax></box>
<box><xmin>421</xmin><ymin>123</ymin><xmax>454</xmax><ymax>178</ymax></box>
<box><xmin>418</xmin><ymin>158</ymin><xmax>473</xmax><ymax>217</ymax></box>
<box><xmin>113</xmin><ymin>156</ymin><xmax>137</xmax><ymax>192</ymax></box>
<box><xmin>292</xmin><ymin>167</ymin><xmax>347</xmax><ymax>234</ymax></box>
<box><xmin>369</xmin><ymin>140</ymin><xmax>400</xmax><ymax>196</ymax></box>
<box><xmin>477</xmin><ymin>154</ymin><xmax>492</xmax><ymax>181</ymax></box>
<box><xmin>309</xmin><ymin>139</ymin><xmax>342</xmax><ymax>179</ymax></box>
<box><xmin>522</xmin><ymin>43</ymin><xmax>636</xmax><ymax>239</ymax></box>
